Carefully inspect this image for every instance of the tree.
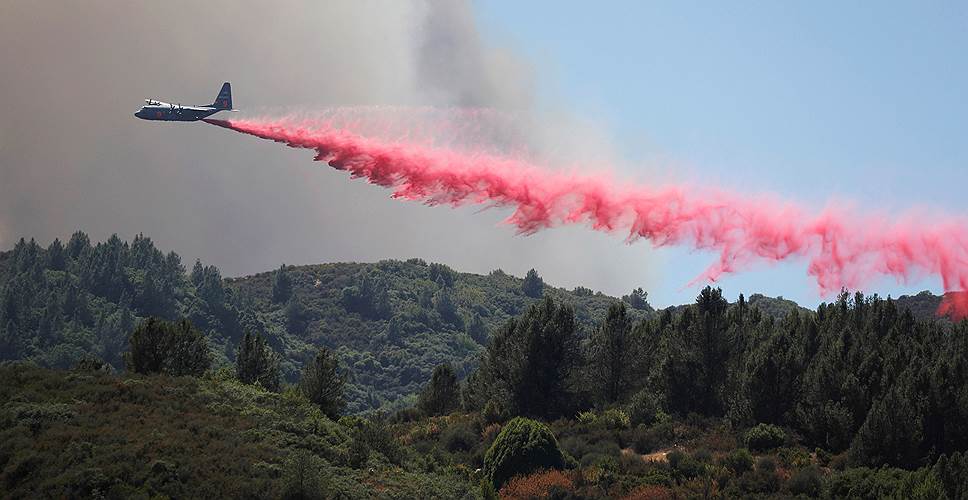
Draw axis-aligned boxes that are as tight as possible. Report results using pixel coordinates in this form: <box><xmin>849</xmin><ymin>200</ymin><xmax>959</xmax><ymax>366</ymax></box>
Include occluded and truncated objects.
<box><xmin>467</xmin><ymin>313</ymin><xmax>487</xmax><ymax>344</ymax></box>
<box><xmin>125</xmin><ymin>317</ymin><xmax>211</xmax><ymax>376</ymax></box>
<box><xmin>588</xmin><ymin>302</ymin><xmax>634</xmax><ymax>405</ymax></box>
<box><xmin>285</xmin><ymin>295</ymin><xmax>307</xmax><ymax>334</ymax></box>
<box><xmin>484</xmin><ymin>417</ymin><xmax>566</xmax><ymax>488</ymax></box>
<box><xmin>272</xmin><ymin>264</ymin><xmax>293</xmax><ymax>304</ymax></box>
<box><xmin>522</xmin><ymin>269</ymin><xmax>544</xmax><ymax>298</ymax></box>
<box><xmin>236</xmin><ymin>331</ymin><xmax>281</xmax><ymax>392</ymax></box>
<box><xmin>478</xmin><ymin>297</ymin><xmax>581</xmax><ymax>419</ymax></box>
<box><xmin>418</xmin><ymin>363</ymin><xmax>459</xmax><ymax>416</ymax></box>
<box><xmin>299</xmin><ymin>348</ymin><xmax>346</xmax><ymax>419</ymax></box>
<box><xmin>622</xmin><ymin>287</ymin><xmax>649</xmax><ymax>310</ymax></box>
<box><xmin>46</xmin><ymin>239</ymin><xmax>66</xmax><ymax>271</ymax></box>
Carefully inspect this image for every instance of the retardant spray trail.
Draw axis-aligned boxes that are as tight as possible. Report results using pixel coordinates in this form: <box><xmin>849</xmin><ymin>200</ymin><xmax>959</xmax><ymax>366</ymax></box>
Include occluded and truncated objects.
<box><xmin>205</xmin><ymin>117</ymin><xmax>968</xmax><ymax>319</ymax></box>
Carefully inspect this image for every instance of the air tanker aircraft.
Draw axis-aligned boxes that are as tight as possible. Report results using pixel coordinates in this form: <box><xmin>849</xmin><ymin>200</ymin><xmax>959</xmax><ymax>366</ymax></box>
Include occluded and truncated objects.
<box><xmin>135</xmin><ymin>82</ymin><xmax>236</xmax><ymax>121</ymax></box>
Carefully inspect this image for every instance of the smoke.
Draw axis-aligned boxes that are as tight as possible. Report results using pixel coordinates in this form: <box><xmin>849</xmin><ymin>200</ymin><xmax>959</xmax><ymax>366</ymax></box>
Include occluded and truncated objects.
<box><xmin>1</xmin><ymin>1</ymin><xmax>651</xmax><ymax>297</ymax></box>
<box><xmin>205</xmin><ymin>116</ymin><xmax>968</xmax><ymax>319</ymax></box>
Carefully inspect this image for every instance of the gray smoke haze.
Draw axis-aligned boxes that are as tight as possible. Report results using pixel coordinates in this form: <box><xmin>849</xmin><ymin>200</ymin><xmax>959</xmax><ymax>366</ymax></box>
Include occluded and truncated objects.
<box><xmin>0</xmin><ymin>0</ymin><xmax>659</xmax><ymax>297</ymax></box>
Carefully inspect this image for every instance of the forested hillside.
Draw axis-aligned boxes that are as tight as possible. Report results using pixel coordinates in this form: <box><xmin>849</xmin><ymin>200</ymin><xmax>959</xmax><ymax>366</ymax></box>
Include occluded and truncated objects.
<box><xmin>0</xmin><ymin>233</ymin><xmax>651</xmax><ymax>413</ymax></box>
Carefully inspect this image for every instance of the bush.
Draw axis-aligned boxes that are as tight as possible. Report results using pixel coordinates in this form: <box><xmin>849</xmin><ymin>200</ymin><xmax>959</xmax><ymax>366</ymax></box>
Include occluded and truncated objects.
<box><xmin>125</xmin><ymin>317</ymin><xmax>211</xmax><ymax>376</ymax></box>
<box><xmin>720</xmin><ymin>448</ymin><xmax>754</xmax><ymax>475</ymax></box>
<box><xmin>498</xmin><ymin>469</ymin><xmax>574</xmax><ymax>499</ymax></box>
<box><xmin>280</xmin><ymin>450</ymin><xmax>325</xmax><ymax>500</ymax></box>
<box><xmin>788</xmin><ymin>466</ymin><xmax>822</xmax><ymax>497</ymax></box>
<box><xmin>599</xmin><ymin>409</ymin><xmax>630</xmax><ymax>430</ymax></box>
<box><xmin>627</xmin><ymin>389</ymin><xmax>662</xmax><ymax>427</ymax></box>
<box><xmin>441</xmin><ymin>422</ymin><xmax>478</xmax><ymax>453</ymax></box>
<box><xmin>484</xmin><ymin>417</ymin><xmax>566</xmax><ymax>488</ymax></box>
<box><xmin>667</xmin><ymin>450</ymin><xmax>705</xmax><ymax>480</ymax></box>
<box><xmin>577</xmin><ymin>411</ymin><xmax>597</xmax><ymax>425</ymax></box>
<box><xmin>745</xmin><ymin>423</ymin><xmax>786</xmax><ymax>452</ymax></box>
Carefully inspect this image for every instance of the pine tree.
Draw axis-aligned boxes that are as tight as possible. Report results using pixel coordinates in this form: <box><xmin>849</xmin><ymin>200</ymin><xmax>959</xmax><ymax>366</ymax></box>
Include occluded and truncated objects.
<box><xmin>418</xmin><ymin>363</ymin><xmax>459</xmax><ymax>416</ymax></box>
<box><xmin>299</xmin><ymin>348</ymin><xmax>347</xmax><ymax>419</ymax></box>
<box><xmin>272</xmin><ymin>264</ymin><xmax>293</xmax><ymax>303</ymax></box>
<box><xmin>236</xmin><ymin>331</ymin><xmax>281</xmax><ymax>392</ymax></box>
<box><xmin>125</xmin><ymin>317</ymin><xmax>211</xmax><ymax>376</ymax></box>
<box><xmin>589</xmin><ymin>302</ymin><xmax>634</xmax><ymax>405</ymax></box>
<box><xmin>522</xmin><ymin>269</ymin><xmax>544</xmax><ymax>298</ymax></box>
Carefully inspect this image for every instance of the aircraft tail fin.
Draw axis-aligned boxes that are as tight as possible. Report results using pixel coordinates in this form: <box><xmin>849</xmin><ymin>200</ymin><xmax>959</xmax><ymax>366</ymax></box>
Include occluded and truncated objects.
<box><xmin>211</xmin><ymin>82</ymin><xmax>232</xmax><ymax>110</ymax></box>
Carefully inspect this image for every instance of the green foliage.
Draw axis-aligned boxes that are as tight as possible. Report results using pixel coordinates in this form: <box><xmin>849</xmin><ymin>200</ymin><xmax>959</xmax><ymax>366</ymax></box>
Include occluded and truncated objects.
<box><xmin>627</xmin><ymin>389</ymin><xmax>662</xmax><ymax>427</ymax></box>
<box><xmin>299</xmin><ymin>348</ymin><xmax>346</xmax><ymax>419</ymax></box>
<box><xmin>521</xmin><ymin>269</ymin><xmax>544</xmax><ymax>298</ymax></box>
<box><xmin>588</xmin><ymin>302</ymin><xmax>635</xmax><ymax>405</ymax></box>
<box><xmin>787</xmin><ymin>465</ymin><xmax>822</xmax><ymax>497</ymax></box>
<box><xmin>125</xmin><ymin>317</ymin><xmax>211</xmax><ymax>376</ymax></box>
<box><xmin>0</xmin><ymin>363</ymin><xmax>476</xmax><ymax>498</ymax></box>
<box><xmin>417</xmin><ymin>363</ymin><xmax>459</xmax><ymax>416</ymax></box>
<box><xmin>281</xmin><ymin>450</ymin><xmax>326</xmax><ymax>500</ymax></box>
<box><xmin>720</xmin><ymin>448</ymin><xmax>754</xmax><ymax>475</ymax></box>
<box><xmin>272</xmin><ymin>264</ymin><xmax>293</xmax><ymax>304</ymax></box>
<box><xmin>745</xmin><ymin>424</ymin><xmax>786</xmax><ymax>452</ymax></box>
<box><xmin>236</xmin><ymin>331</ymin><xmax>281</xmax><ymax>392</ymax></box>
<box><xmin>472</xmin><ymin>298</ymin><xmax>582</xmax><ymax>419</ymax></box>
<box><xmin>598</xmin><ymin>408</ymin><xmax>630</xmax><ymax>430</ymax></box>
<box><xmin>484</xmin><ymin>417</ymin><xmax>565</xmax><ymax>488</ymax></box>
<box><xmin>622</xmin><ymin>287</ymin><xmax>649</xmax><ymax>310</ymax></box>
<box><xmin>0</xmin><ymin>233</ymin><xmax>640</xmax><ymax>415</ymax></box>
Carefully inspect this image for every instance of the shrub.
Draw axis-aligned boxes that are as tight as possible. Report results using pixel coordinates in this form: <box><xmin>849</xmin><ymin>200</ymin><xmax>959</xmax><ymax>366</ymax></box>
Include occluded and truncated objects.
<box><xmin>125</xmin><ymin>317</ymin><xmax>211</xmax><ymax>376</ymax></box>
<box><xmin>720</xmin><ymin>448</ymin><xmax>754</xmax><ymax>475</ymax></box>
<box><xmin>577</xmin><ymin>411</ymin><xmax>597</xmax><ymax>425</ymax></box>
<box><xmin>484</xmin><ymin>417</ymin><xmax>566</xmax><ymax>488</ymax></box>
<box><xmin>441</xmin><ymin>422</ymin><xmax>478</xmax><ymax>453</ymax></box>
<box><xmin>280</xmin><ymin>450</ymin><xmax>325</xmax><ymax>500</ymax></box>
<box><xmin>745</xmin><ymin>423</ymin><xmax>786</xmax><ymax>452</ymax></box>
<box><xmin>599</xmin><ymin>409</ymin><xmax>630</xmax><ymax>430</ymax></box>
<box><xmin>756</xmin><ymin>456</ymin><xmax>777</xmax><ymax>473</ymax></box>
<box><xmin>788</xmin><ymin>466</ymin><xmax>822</xmax><ymax>497</ymax></box>
<box><xmin>627</xmin><ymin>389</ymin><xmax>662</xmax><ymax>427</ymax></box>
<box><xmin>667</xmin><ymin>450</ymin><xmax>705</xmax><ymax>480</ymax></box>
<box><xmin>622</xmin><ymin>484</ymin><xmax>674</xmax><ymax>500</ymax></box>
<box><xmin>498</xmin><ymin>469</ymin><xmax>574</xmax><ymax>499</ymax></box>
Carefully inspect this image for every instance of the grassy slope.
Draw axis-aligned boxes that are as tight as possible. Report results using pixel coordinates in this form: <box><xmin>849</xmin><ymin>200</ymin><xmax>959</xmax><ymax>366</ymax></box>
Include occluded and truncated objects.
<box><xmin>0</xmin><ymin>363</ymin><xmax>474</xmax><ymax>499</ymax></box>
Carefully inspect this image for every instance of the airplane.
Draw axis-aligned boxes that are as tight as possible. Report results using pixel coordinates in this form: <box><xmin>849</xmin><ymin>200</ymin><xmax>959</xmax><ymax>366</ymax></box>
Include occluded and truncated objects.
<box><xmin>134</xmin><ymin>82</ymin><xmax>236</xmax><ymax>121</ymax></box>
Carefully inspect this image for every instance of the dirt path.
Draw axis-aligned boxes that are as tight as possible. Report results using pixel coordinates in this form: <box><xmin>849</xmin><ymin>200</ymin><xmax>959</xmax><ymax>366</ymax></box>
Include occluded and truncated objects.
<box><xmin>622</xmin><ymin>446</ymin><xmax>680</xmax><ymax>463</ymax></box>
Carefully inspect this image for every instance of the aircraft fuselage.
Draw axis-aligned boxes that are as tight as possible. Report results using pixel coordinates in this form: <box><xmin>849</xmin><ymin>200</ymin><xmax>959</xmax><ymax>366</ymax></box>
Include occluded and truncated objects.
<box><xmin>134</xmin><ymin>83</ymin><xmax>234</xmax><ymax>122</ymax></box>
<box><xmin>135</xmin><ymin>102</ymin><xmax>221</xmax><ymax>121</ymax></box>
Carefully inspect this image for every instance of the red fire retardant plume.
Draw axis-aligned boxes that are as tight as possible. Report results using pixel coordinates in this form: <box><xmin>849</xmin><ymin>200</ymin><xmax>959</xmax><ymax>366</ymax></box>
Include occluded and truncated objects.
<box><xmin>205</xmin><ymin>117</ymin><xmax>968</xmax><ymax>319</ymax></box>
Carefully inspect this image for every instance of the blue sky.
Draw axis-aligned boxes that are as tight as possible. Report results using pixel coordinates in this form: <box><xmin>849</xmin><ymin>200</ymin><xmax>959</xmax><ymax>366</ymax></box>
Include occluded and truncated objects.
<box><xmin>473</xmin><ymin>1</ymin><xmax>968</xmax><ymax>307</ymax></box>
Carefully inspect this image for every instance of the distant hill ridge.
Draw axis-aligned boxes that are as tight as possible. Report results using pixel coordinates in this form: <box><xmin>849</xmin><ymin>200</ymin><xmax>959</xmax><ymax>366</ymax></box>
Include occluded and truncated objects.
<box><xmin>0</xmin><ymin>232</ymin><xmax>950</xmax><ymax>413</ymax></box>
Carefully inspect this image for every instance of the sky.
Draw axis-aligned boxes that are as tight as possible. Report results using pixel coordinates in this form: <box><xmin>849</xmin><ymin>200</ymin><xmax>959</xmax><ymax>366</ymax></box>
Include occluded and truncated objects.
<box><xmin>474</xmin><ymin>1</ymin><xmax>968</xmax><ymax>306</ymax></box>
<box><xmin>1</xmin><ymin>1</ymin><xmax>966</xmax><ymax>308</ymax></box>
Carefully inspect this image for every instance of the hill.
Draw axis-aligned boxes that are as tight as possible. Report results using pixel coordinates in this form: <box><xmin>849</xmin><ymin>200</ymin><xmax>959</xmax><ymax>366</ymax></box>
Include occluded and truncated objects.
<box><xmin>0</xmin><ymin>233</ymin><xmax>651</xmax><ymax>413</ymax></box>
<box><xmin>0</xmin><ymin>363</ymin><xmax>474</xmax><ymax>498</ymax></box>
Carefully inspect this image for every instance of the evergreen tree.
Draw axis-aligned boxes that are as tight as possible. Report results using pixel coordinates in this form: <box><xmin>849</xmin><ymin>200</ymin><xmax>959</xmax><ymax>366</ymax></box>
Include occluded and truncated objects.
<box><xmin>125</xmin><ymin>317</ymin><xmax>211</xmax><ymax>376</ymax></box>
<box><xmin>272</xmin><ymin>264</ymin><xmax>293</xmax><ymax>304</ymax></box>
<box><xmin>467</xmin><ymin>313</ymin><xmax>487</xmax><ymax>345</ymax></box>
<box><xmin>299</xmin><ymin>348</ymin><xmax>347</xmax><ymax>419</ymax></box>
<box><xmin>478</xmin><ymin>297</ymin><xmax>581</xmax><ymax>419</ymax></box>
<box><xmin>622</xmin><ymin>287</ymin><xmax>649</xmax><ymax>310</ymax></box>
<box><xmin>521</xmin><ymin>269</ymin><xmax>544</xmax><ymax>298</ymax></box>
<box><xmin>418</xmin><ymin>363</ymin><xmax>459</xmax><ymax>416</ymax></box>
<box><xmin>46</xmin><ymin>238</ymin><xmax>66</xmax><ymax>271</ymax></box>
<box><xmin>588</xmin><ymin>302</ymin><xmax>634</xmax><ymax>406</ymax></box>
<box><xmin>236</xmin><ymin>331</ymin><xmax>281</xmax><ymax>392</ymax></box>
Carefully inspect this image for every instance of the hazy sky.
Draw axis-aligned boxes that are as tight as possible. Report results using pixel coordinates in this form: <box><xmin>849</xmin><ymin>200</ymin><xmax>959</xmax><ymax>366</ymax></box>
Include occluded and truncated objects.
<box><xmin>2</xmin><ymin>1</ymin><xmax>966</xmax><ymax>307</ymax></box>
